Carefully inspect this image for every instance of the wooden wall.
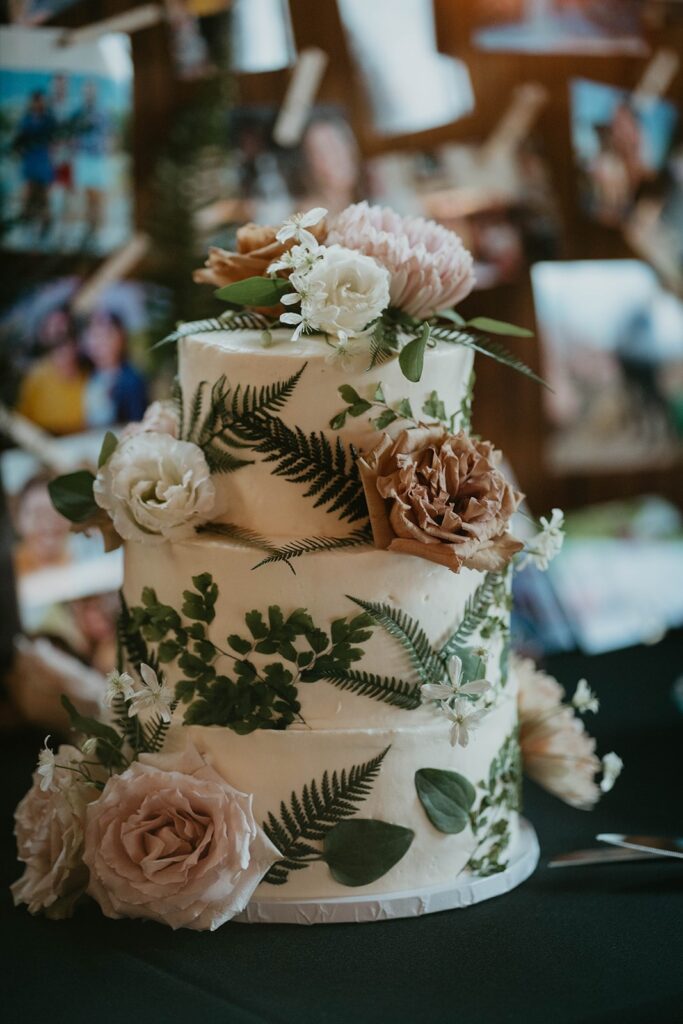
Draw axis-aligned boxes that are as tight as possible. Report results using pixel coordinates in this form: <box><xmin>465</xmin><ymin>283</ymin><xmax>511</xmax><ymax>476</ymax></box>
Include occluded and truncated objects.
<box><xmin>6</xmin><ymin>0</ymin><xmax>683</xmax><ymax>513</ymax></box>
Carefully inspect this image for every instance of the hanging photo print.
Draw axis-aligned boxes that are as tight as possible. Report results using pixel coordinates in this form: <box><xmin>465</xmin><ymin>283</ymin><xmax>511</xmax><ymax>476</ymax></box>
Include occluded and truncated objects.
<box><xmin>570</xmin><ymin>77</ymin><xmax>678</xmax><ymax>226</ymax></box>
<box><xmin>0</xmin><ymin>26</ymin><xmax>133</xmax><ymax>256</ymax></box>
<box><xmin>532</xmin><ymin>259</ymin><xmax>683</xmax><ymax>474</ymax></box>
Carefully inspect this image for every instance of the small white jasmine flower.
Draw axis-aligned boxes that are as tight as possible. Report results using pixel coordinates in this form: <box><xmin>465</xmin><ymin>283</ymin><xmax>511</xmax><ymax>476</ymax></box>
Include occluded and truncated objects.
<box><xmin>267</xmin><ymin>242</ymin><xmax>321</xmax><ymax>275</ymax></box>
<box><xmin>444</xmin><ymin>699</ymin><xmax>489</xmax><ymax>748</ymax></box>
<box><xmin>572</xmin><ymin>678</ymin><xmax>599</xmax><ymax>714</ymax></box>
<box><xmin>103</xmin><ymin>670</ymin><xmax>136</xmax><ymax>707</ymax></box>
<box><xmin>421</xmin><ymin>681</ymin><xmax>455</xmax><ymax>702</ymax></box>
<box><xmin>37</xmin><ymin>737</ymin><xmax>57</xmax><ymax>792</ymax></box>
<box><xmin>421</xmin><ymin>654</ymin><xmax>492</xmax><ymax>706</ymax></box>
<box><xmin>128</xmin><ymin>664</ymin><xmax>174</xmax><ymax>723</ymax></box>
<box><xmin>519</xmin><ymin>507</ymin><xmax>565</xmax><ymax>572</ymax></box>
<box><xmin>81</xmin><ymin>737</ymin><xmax>99</xmax><ymax>757</ymax></box>
<box><xmin>280</xmin><ymin>310</ymin><xmax>306</xmax><ymax>340</ymax></box>
<box><xmin>600</xmin><ymin>752</ymin><xmax>623</xmax><ymax>793</ymax></box>
<box><xmin>275</xmin><ymin>207</ymin><xmax>327</xmax><ymax>247</ymax></box>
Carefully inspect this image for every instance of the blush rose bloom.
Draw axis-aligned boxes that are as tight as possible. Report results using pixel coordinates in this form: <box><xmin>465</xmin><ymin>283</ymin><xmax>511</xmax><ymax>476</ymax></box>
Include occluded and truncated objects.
<box><xmin>283</xmin><ymin>245</ymin><xmax>390</xmax><ymax>340</ymax></box>
<box><xmin>82</xmin><ymin>744</ymin><xmax>281</xmax><ymax>931</ymax></box>
<box><xmin>358</xmin><ymin>427</ymin><xmax>523</xmax><ymax>573</ymax></box>
<box><xmin>94</xmin><ymin>432</ymin><xmax>215</xmax><ymax>545</ymax></box>
<box><xmin>12</xmin><ymin>746</ymin><xmax>96</xmax><ymax>919</ymax></box>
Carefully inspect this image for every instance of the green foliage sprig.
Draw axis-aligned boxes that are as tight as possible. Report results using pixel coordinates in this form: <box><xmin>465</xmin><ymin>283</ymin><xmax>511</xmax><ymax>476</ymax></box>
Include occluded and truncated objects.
<box><xmin>330</xmin><ymin>381</ymin><xmax>468</xmax><ymax>434</ymax></box>
<box><xmin>466</xmin><ymin>729</ymin><xmax>522</xmax><ymax>876</ymax></box>
<box><xmin>120</xmin><ymin>576</ymin><xmax>424</xmax><ymax>730</ymax></box>
<box><xmin>347</xmin><ymin>596</ymin><xmax>446</xmax><ymax>687</ymax></box>
<box><xmin>154</xmin><ymin>309</ymin><xmax>278</xmax><ymax>350</ymax></box>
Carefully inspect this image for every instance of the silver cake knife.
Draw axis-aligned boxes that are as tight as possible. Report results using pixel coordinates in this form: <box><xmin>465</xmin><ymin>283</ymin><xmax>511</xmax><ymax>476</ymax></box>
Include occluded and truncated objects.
<box><xmin>596</xmin><ymin>833</ymin><xmax>683</xmax><ymax>860</ymax></box>
<box><xmin>548</xmin><ymin>846</ymin><xmax>663</xmax><ymax>868</ymax></box>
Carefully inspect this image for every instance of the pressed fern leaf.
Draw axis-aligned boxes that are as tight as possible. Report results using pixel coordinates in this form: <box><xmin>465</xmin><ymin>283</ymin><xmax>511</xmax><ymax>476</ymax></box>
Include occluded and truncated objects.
<box><xmin>429</xmin><ymin>325</ymin><xmax>545</xmax><ymax>387</ymax></box>
<box><xmin>229</xmin><ymin>363</ymin><xmax>306</xmax><ymax>423</ymax></box>
<box><xmin>233</xmin><ymin>414</ymin><xmax>369</xmax><ymax>523</ymax></box>
<box><xmin>368</xmin><ymin>319</ymin><xmax>399</xmax><ymax>369</ymax></box>
<box><xmin>252</xmin><ymin>526</ymin><xmax>372</xmax><ymax>570</ymax></box>
<box><xmin>153</xmin><ymin>310</ymin><xmax>276</xmax><ymax>349</ymax></box>
<box><xmin>321</xmin><ymin>669</ymin><xmax>421</xmax><ymax>710</ymax></box>
<box><xmin>438</xmin><ymin>572</ymin><xmax>500</xmax><ymax>660</ymax></box>
<box><xmin>347</xmin><ymin>596</ymin><xmax>445</xmax><ymax>685</ymax></box>
<box><xmin>263</xmin><ymin>747</ymin><xmax>390</xmax><ymax>885</ymax></box>
<box><xmin>198</xmin><ymin>521</ymin><xmax>274</xmax><ymax>549</ymax></box>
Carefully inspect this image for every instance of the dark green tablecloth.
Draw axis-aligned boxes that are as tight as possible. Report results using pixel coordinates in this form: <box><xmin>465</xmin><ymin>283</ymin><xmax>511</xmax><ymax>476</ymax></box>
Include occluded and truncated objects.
<box><xmin>2</xmin><ymin>634</ymin><xmax>682</xmax><ymax>1024</ymax></box>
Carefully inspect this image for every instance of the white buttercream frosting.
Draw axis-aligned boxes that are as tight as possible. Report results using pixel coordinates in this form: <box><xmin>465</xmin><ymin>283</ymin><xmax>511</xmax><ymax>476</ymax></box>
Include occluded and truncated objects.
<box><xmin>178</xmin><ymin>329</ymin><xmax>474</xmax><ymax>538</ymax></box>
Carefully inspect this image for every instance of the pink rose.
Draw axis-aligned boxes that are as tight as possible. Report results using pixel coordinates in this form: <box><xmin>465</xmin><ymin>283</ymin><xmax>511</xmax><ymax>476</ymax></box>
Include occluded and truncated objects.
<box><xmin>12</xmin><ymin>746</ymin><xmax>96</xmax><ymax>919</ymax></box>
<box><xmin>83</xmin><ymin>744</ymin><xmax>280</xmax><ymax>930</ymax></box>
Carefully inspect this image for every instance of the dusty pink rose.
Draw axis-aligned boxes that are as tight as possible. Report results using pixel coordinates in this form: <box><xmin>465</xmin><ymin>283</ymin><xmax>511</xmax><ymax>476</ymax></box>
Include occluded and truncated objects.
<box><xmin>514</xmin><ymin>655</ymin><xmax>601</xmax><ymax>810</ymax></box>
<box><xmin>326</xmin><ymin>201</ymin><xmax>475</xmax><ymax>319</ymax></box>
<box><xmin>83</xmin><ymin>743</ymin><xmax>280</xmax><ymax>930</ymax></box>
<box><xmin>12</xmin><ymin>746</ymin><xmax>96</xmax><ymax>919</ymax></box>
<box><xmin>358</xmin><ymin>427</ymin><xmax>523</xmax><ymax>573</ymax></box>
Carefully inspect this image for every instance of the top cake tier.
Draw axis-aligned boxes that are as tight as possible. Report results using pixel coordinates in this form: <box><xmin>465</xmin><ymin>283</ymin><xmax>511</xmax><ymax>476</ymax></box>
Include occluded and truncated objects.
<box><xmin>179</xmin><ymin>328</ymin><xmax>474</xmax><ymax>539</ymax></box>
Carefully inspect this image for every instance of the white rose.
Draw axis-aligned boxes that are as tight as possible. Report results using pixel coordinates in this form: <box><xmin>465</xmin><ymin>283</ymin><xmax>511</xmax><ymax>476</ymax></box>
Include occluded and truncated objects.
<box><xmin>12</xmin><ymin>746</ymin><xmax>96</xmax><ymax>919</ymax></box>
<box><xmin>83</xmin><ymin>743</ymin><xmax>281</xmax><ymax>931</ymax></box>
<box><xmin>287</xmin><ymin>244</ymin><xmax>390</xmax><ymax>339</ymax></box>
<box><xmin>94</xmin><ymin>432</ymin><xmax>215</xmax><ymax>545</ymax></box>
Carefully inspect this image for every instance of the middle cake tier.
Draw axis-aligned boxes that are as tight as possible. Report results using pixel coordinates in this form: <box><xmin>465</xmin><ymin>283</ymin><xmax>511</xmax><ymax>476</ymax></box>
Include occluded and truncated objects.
<box><xmin>178</xmin><ymin>328</ymin><xmax>474</xmax><ymax>538</ymax></box>
<box><xmin>122</xmin><ymin>535</ymin><xmax>512</xmax><ymax>731</ymax></box>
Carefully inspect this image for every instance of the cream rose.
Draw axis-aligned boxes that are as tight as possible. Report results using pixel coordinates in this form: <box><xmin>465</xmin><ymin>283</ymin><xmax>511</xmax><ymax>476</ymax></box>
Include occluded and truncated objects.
<box><xmin>284</xmin><ymin>244</ymin><xmax>390</xmax><ymax>340</ymax></box>
<box><xmin>12</xmin><ymin>746</ymin><xmax>96</xmax><ymax>919</ymax></box>
<box><xmin>94</xmin><ymin>432</ymin><xmax>215</xmax><ymax>544</ymax></box>
<box><xmin>82</xmin><ymin>744</ymin><xmax>281</xmax><ymax>931</ymax></box>
<box><xmin>359</xmin><ymin>427</ymin><xmax>523</xmax><ymax>573</ymax></box>
<box><xmin>120</xmin><ymin>400</ymin><xmax>180</xmax><ymax>441</ymax></box>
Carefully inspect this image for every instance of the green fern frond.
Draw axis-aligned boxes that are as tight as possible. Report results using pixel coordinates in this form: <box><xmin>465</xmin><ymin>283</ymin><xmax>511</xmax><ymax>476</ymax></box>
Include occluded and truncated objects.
<box><xmin>262</xmin><ymin>747</ymin><xmax>390</xmax><ymax>885</ymax></box>
<box><xmin>438</xmin><ymin>572</ymin><xmax>500</xmax><ymax>660</ymax></box>
<box><xmin>202</xmin><ymin>444</ymin><xmax>252</xmax><ymax>474</ymax></box>
<box><xmin>430</xmin><ymin>326</ymin><xmax>545</xmax><ymax>387</ymax></box>
<box><xmin>229</xmin><ymin>363</ymin><xmax>307</xmax><ymax>423</ymax></box>
<box><xmin>234</xmin><ymin>415</ymin><xmax>368</xmax><ymax>523</ymax></box>
<box><xmin>153</xmin><ymin>310</ymin><xmax>276</xmax><ymax>350</ymax></box>
<box><xmin>252</xmin><ymin>526</ymin><xmax>372</xmax><ymax>570</ymax></box>
<box><xmin>321</xmin><ymin>669</ymin><xmax>421</xmax><ymax>709</ymax></box>
<box><xmin>347</xmin><ymin>596</ymin><xmax>445</xmax><ymax>685</ymax></box>
<box><xmin>198</xmin><ymin>521</ymin><xmax>274</xmax><ymax>550</ymax></box>
<box><xmin>368</xmin><ymin>320</ymin><xmax>399</xmax><ymax>369</ymax></box>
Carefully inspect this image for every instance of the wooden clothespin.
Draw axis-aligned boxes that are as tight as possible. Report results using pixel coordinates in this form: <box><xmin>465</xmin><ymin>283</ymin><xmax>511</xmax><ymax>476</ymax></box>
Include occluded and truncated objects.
<box><xmin>71</xmin><ymin>233</ymin><xmax>150</xmax><ymax>317</ymax></box>
<box><xmin>57</xmin><ymin>3</ymin><xmax>165</xmax><ymax>47</ymax></box>
<box><xmin>273</xmin><ymin>47</ymin><xmax>329</xmax><ymax>148</ymax></box>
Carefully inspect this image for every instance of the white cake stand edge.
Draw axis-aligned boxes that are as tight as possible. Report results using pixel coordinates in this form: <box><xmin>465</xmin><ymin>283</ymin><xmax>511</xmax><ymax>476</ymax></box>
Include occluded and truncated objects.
<box><xmin>236</xmin><ymin>817</ymin><xmax>540</xmax><ymax>925</ymax></box>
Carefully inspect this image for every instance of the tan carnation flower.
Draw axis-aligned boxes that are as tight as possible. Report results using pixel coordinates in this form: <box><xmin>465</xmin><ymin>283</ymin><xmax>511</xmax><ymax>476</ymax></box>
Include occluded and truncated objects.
<box><xmin>358</xmin><ymin>427</ymin><xmax>523</xmax><ymax>573</ymax></box>
<box><xmin>193</xmin><ymin>219</ymin><xmax>326</xmax><ymax>289</ymax></box>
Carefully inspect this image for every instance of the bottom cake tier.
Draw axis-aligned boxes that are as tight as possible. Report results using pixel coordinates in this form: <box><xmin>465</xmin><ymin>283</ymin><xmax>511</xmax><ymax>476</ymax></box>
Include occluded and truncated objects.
<box><xmin>164</xmin><ymin>689</ymin><xmax>521</xmax><ymax>902</ymax></box>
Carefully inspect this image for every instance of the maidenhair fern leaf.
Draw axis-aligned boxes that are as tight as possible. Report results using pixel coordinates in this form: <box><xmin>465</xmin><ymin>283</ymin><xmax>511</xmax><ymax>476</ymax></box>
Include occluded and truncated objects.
<box><xmin>321</xmin><ymin>669</ymin><xmax>421</xmax><ymax>710</ymax></box>
<box><xmin>347</xmin><ymin>596</ymin><xmax>445</xmax><ymax>686</ymax></box>
<box><xmin>263</xmin><ymin>747</ymin><xmax>390</xmax><ymax>885</ymax></box>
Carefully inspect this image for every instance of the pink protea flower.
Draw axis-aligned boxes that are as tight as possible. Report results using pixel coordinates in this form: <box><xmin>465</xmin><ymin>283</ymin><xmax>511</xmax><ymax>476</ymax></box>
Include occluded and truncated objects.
<box><xmin>326</xmin><ymin>201</ymin><xmax>475</xmax><ymax>319</ymax></box>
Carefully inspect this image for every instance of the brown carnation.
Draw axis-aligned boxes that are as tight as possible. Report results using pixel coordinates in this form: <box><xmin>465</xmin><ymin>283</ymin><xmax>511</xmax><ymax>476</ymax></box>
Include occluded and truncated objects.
<box><xmin>193</xmin><ymin>218</ymin><xmax>327</xmax><ymax>289</ymax></box>
<box><xmin>358</xmin><ymin>427</ymin><xmax>523</xmax><ymax>573</ymax></box>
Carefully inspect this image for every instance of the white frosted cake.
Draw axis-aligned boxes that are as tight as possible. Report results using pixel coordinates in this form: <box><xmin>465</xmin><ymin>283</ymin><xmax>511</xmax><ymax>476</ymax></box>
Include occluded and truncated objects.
<box><xmin>24</xmin><ymin>204</ymin><xmax>618</xmax><ymax>932</ymax></box>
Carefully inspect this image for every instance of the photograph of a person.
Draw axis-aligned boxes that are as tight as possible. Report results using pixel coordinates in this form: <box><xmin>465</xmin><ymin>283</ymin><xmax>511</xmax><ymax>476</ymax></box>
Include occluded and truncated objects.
<box><xmin>0</xmin><ymin>277</ymin><xmax>166</xmax><ymax>435</ymax></box>
<box><xmin>532</xmin><ymin>258</ymin><xmax>683</xmax><ymax>473</ymax></box>
<box><xmin>570</xmin><ymin>77</ymin><xmax>678</xmax><ymax>226</ymax></box>
<box><xmin>0</xmin><ymin>27</ymin><xmax>133</xmax><ymax>255</ymax></box>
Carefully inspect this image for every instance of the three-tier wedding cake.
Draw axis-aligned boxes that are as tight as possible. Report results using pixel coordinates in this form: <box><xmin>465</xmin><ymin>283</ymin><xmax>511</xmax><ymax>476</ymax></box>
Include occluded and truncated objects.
<box><xmin>13</xmin><ymin>204</ymin><xmax>620</xmax><ymax>930</ymax></box>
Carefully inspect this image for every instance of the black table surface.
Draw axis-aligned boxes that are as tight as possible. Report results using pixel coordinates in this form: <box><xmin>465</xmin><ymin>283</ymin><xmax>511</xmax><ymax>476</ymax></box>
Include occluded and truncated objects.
<box><xmin>2</xmin><ymin>633</ymin><xmax>683</xmax><ymax>1024</ymax></box>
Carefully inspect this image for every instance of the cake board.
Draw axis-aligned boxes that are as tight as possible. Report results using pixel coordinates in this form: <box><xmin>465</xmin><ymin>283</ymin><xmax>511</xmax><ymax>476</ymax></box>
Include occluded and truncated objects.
<box><xmin>236</xmin><ymin>817</ymin><xmax>540</xmax><ymax>925</ymax></box>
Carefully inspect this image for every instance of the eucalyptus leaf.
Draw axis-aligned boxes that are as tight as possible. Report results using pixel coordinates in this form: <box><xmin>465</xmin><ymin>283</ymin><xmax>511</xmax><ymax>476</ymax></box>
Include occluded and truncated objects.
<box><xmin>436</xmin><ymin>309</ymin><xmax>466</xmax><ymax>325</ymax></box>
<box><xmin>215</xmin><ymin>276</ymin><xmax>291</xmax><ymax>308</ymax></box>
<box><xmin>47</xmin><ymin>470</ymin><xmax>97</xmax><ymax>523</ymax></box>
<box><xmin>323</xmin><ymin>818</ymin><xmax>414</xmax><ymax>886</ymax></box>
<box><xmin>329</xmin><ymin>411</ymin><xmax>347</xmax><ymax>430</ymax></box>
<box><xmin>398</xmin><ymin>323</ymin><xmax>430</xmax><ymax>382</ymax></box>
<box><xmin>466</xmin><ymin>317</ymin><xmax>533</xmax><ymax>338</ymax></box>
<box><xmin>339</xmin><ymin>384</ymin><xmax>361</xmax><ymax>404</ymax></box>
<box><xmin>415</xmin><ymin>768</ymin><xmax>476</xmax><ymax>834</ymax></box>
<box><xmin>373</xmin><ymin>383</ymin><xmax>386</xmax><ymax>402</ymax></box>
<box><xmin>97</xmin><ymin>430</ymin><xmax>118</xmax><ymax>468</ymax></box>
<box><xmin>349</xmin><ymin>400</ymin><xmax>373</xmax><ymax>417</ymax></box>
<box><xmin>374</xmin><ymin>408</ymin><xmax>398</xmax><ymax>429</ymax></box>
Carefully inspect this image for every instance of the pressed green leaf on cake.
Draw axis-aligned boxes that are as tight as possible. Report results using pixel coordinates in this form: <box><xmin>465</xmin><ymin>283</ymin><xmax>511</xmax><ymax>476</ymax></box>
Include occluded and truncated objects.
<box><xmin>47</xmin><ymin>470</ymin><xmax>97</xmax><ymax>523</ymax></box>
<box><xmin>323</xmin><ymin>819</ymin><xmax>415</xmax><ymax>886</ymax></box>
<box><xmin>415</xmin><ymin>767</ymin><xmax>476</xmax><ymax>834</ymax></box>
